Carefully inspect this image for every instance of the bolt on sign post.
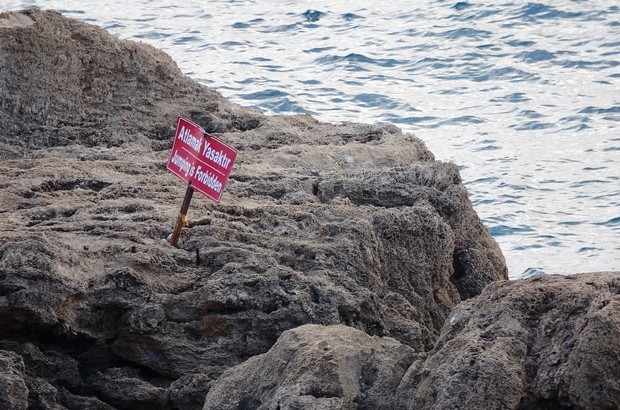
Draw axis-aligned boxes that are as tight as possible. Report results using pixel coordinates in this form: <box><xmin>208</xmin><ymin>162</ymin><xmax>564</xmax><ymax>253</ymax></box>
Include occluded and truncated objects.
<box><xmin>166</xmin><ymin>116</ymin><xmax>237</xmax><ymax>247</ymax></box>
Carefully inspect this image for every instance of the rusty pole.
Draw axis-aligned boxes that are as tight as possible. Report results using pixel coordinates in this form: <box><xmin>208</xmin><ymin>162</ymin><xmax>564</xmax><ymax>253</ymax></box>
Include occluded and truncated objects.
<box><xmin>168</xmin><ymin>185</ymin><xmax>194</xmax><ymax>247</ymax></box>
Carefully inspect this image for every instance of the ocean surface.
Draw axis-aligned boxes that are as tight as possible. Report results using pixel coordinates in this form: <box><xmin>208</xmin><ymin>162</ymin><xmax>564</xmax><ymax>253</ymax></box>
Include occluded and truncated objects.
<box><xmin>4</xmin><ymin>0</ymin><xmax>620</xmax><ymax>279</ymax></box>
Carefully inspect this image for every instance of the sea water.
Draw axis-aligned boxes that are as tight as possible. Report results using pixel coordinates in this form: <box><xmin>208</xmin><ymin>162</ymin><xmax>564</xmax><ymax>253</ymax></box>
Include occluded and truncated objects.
<box><xmin>4</xmin><ymin>0</ymin><xmax>619</xmax><ymax>279</ymax></box>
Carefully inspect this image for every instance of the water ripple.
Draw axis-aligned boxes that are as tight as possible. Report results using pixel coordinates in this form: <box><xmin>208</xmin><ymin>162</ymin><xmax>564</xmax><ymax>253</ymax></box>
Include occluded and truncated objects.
<box><xmin>315</xmin><ymin>53</ymin><xmax>406</xmax><ymax>68</ymax></box>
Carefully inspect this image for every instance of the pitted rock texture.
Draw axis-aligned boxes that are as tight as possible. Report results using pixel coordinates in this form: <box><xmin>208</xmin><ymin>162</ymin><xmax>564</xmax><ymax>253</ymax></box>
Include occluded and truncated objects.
<box><xmin>0</xmin><ymin>350</ymin><xmax>29</xmax><ymax>410</ymax></box>
<box><xmin>0</xmin><ymin>8</ymin><xmax>507</xmax><ymax>410</ymax></box>
<box><xmin>0</xmin><ymin>8</ymin><xmax>260</xmax><ymax>158</ymax></box>
<box><xmin>402</xmin><ymin>271</ymin><xmax>620</xmax><ymax>410</ymax></box>
<box><xmin>203</xmin><ymin>324</ymin><xmax>422</xmax><ymax>410</ymax></box>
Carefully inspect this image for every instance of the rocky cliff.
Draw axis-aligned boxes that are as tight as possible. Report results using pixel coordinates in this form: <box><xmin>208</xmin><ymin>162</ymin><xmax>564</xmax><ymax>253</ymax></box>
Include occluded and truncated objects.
<box><xmin>402</xmin><ymin>271</ymin><xmax>620</xmax><ymax>410</ymax></box>
<box><xmin>1</xmin><ymin>8</ymin><xmax>613</xmax><ymax>410</ymax></box>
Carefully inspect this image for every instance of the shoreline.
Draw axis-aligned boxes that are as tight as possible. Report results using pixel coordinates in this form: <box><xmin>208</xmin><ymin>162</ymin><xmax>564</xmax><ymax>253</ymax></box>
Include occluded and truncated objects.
<box><xmin>0</xmin><ymin>9</ymin><xmax>618</xmax><ymax>410</ymax></box>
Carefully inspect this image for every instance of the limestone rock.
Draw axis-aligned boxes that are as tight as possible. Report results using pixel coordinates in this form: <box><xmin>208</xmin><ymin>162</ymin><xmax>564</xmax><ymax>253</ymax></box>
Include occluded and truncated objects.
<box><xmin>0</xmin><ymin>350</ymin><xmax>29</xmax><ymax>410</ymax></box>
<box><xmin>168</xmin><ymin>374</ymin><xmax>214</xmax><ymax>410</ymax></box>
<box><xmin>0</xmin><ymin>9</ymin><xmax>260</xmax><ymax>157</ymax></box>
<box><xmin>85</xmin><ymin>367</ymin><xmax>169</xmax><ymax>410</ymax></box>
<box><xmin>57</xmin><ymin>388</ymin><xmax>117</xmax><ymax>410</ymax></box>
<box><xmin>0</xmin><ymin>8</ymin><xmax>508</xmax><ymax>410</ymax></box>
<box><xmin>404</xmin><ymin>271</ymin><xmax>620</xmax><ymax>410</ymax></box>
<box><xmin>0</xmin><ymin>341</ymin><xmax>82</xmax><ymax>389</ymax></box>
<box><xmin>203</xmin><ymin>324</ymin><xmax>421</xmax><ymax>410</ymax></box>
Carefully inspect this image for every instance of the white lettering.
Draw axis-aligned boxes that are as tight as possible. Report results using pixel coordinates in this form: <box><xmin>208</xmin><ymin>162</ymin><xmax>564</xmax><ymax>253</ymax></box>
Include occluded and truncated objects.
<box><xmin>195</xmin><ymin>165</ymin><xmax>223</xmax><ymax>193</ymax></box>
<box><xmin>177</xmin><ymin>126</ymin><xmax>202</xmax><ymax>153</ymax></box>
<box><xmin>201</xmin><ymin>141</ymin><xmax>232</xmax><ymax>170</ymax></box>
<box><xmin>170</xmin><ymin>150</ymin><xmax>192</xmax><ymax>177</ymax></box>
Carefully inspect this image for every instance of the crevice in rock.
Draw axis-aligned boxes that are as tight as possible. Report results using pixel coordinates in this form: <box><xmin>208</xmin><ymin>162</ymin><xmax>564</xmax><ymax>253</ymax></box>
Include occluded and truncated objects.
<box><xmin>450</xmin><ymin>248</ymin><xmax>479</xmax><ymax>301</ymax></box>
<box><xmin>237</xmin><ymin>397</ymin><xmax>262</xmax><ymax>410</ymax></box>
<box><xmin>451</xmin><ymin>249</ymin><xmax>466</xmax><ymax>281</ymax></box>
<box><xmin>37</xmin><ymin>179</ymin><xmax>112</xmax><ymax>193</ymax></box>
<box><xmin>232</xmin><ymin>115</ymin><xmax>262</xmax><ymax>132</ymax></box>
<box><xmin>312</xmin><ymin>181</ymin><xmax>319</xmax><ymax>196</ymax></box>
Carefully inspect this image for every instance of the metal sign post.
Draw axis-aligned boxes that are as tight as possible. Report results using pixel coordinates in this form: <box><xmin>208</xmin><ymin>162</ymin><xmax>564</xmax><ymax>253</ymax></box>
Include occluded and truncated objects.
<box><xmin>168</xmin><ymin>185</ymin><xmax>194</xmax><ymax>247</ymax></box>
<box><xmin>166</xmin><ymin>116</ymin><xmax>237</xmax><ymax>247</ymax></box>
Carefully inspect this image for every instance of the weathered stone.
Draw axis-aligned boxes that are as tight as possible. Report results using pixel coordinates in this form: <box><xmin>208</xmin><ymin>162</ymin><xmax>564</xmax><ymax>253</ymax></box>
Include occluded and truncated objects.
<box><xmin>0</xmin><ymin>9</ymin><xmax>260</xmax><ymax>157</ymax></box>
<box><xmin>0</xmin><ymin>8</ymin><xmax>509</xmax><ymax>410</ymax></box>
<box><xmin>0</xmin><ymin>350</ymin><xmax>29</xmax><ymax>410</ymax></box>
<box><xmin>58</xmin><ymin>388</ymin><xmax>117</xmax><ymax>410</ymax></box>
<box><xmin>25</xmin><ymin>376</ymin><xmax>65</xmax><ymax>410</ymax></box>
<box><xmin>203</xmin><ymin>324</ymin><xmax>421</xmax><ymax>410</ymax></box>
<box><xmin>0</xmin><ymin>342</ymin><xmax>82</xmax><ymax>389</ymax></box>
<box><xmin>168</xmin><ymin>374</ymin><xmax>214</xmax><ymax>410</ymax></box>
<box><xmin>403</xmin><ymin>271</ymin><xmax>620</xmax><ymax>410</ymax></box>
<box><xmin>85</xmin><ymin>367</ymin><xmax>169</xmax><ymax>410</ymax></box>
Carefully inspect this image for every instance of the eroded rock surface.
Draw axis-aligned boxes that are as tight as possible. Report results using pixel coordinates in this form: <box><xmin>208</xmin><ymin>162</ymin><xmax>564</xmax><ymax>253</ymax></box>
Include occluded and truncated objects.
<box><xmin>403</xmin><ymin>271</ymin><xmax>620</xmax><ymax>410</ymax></box>
<box><xmin>0</xmin><ymin>350</ymin><xmax>29</xmax><ymax>410</ymax></box>
<box><xmin>203</xmin><ymin>324</ymin><xmax>422</xmax><ymax>410</ymax></box>
<box><xmin>0</xmin><ymin>8</ymin><xmax>507</xmax><ymax>410</ymax></box>
<box><xmin>0</xmin><ymin>8</ymin><xmax>259</xmax><ymax>158</ymax></box>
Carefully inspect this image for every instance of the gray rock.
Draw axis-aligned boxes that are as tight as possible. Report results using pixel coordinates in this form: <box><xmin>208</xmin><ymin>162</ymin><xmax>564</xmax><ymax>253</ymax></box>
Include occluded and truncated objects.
<box><xmin>85</xmin><ymin>367</ymin><xmax>169</xmax><ymax>410</ymax></box>
<box><xmin>0</xmin><ymin>350</ymin><xmax>29</xmax><ymax>410</ymax></box>
<box><xmin>58</xmin><ymin>388</ymin><xmax>117</xmax><ymax>410</ymax></box>
<box><xmin>203</xmin><ymin>324</ymin><xmax>422</xmax><ymax>410</ymax></box>
<box><xmin>0</xmin><ymin>8</ymin><xmax>508</xmax><ymax>410</ymax></box>
<box><xmin>0</xmin><ymin>342</ymin><xmax>82</xmax><ymax>389</ymax></box>
<box><xmin>25</xmin><ymin>376</ymin><xmax>66</xmax><ymax>410</ymax></box>
<box><xmin>403</xmin><ymin>271</ymin><xmax>620</xmax><ymax>410</ymax></box>
<box><xmin>0</xmin><ymin>9</ymin><xmax>261</xmax><ymax>157</ymax></box>
<box><xmin>0</xmin><ymin>342</ymin><xmax>99</xmax><ymax>409</ymax></box>
<box><xmin>168</xmin><ymin>373</ymin><xmax>213</xmax><ymax>410</ymax></box>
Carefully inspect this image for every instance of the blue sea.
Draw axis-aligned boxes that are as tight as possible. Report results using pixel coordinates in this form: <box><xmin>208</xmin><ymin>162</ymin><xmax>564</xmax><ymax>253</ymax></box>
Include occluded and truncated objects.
<box><xmin>4</xmin><ymin>0</ymin><xmax>620</xmax><ymax>279</ymax></box>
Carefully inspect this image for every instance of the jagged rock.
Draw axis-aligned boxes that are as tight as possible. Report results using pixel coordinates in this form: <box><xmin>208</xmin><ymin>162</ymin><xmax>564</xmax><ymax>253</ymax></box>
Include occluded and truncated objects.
<box><xmin>0</xmin><ymin>235</ymin><xmax>78</xmax><ymax>332</ymax></box>
<box><xmin>4</xmin><ymin>345</ymin><xmax>85</xmax><ymax>410</ymax></box>
<box><xmin>203</xmin><ymin>324</ymin><xmax>421</xmax><ymax>410</ymax></box>
<box><xmin>26</xmin><ymin>376</ymin><xmax>68</xmax><ymax>410</ymax></box>
<box><xmin>0</xmin><ymin>8</ymin><xmax>508</xmax><ymax>410</ymax></box>
<box><xmin>168</xmin><ymin>374</ymin><xmax>214</xmax><ymax>410</ymax></box>
<box><xmin>85</xmin><ymin>367</ymin><xmax>169</xmax><ymax>410</ymax></box>
<box><xmin>58</xmin><ymin>388</ymin><xmax>117</xmax><ymax>410</ymax></box>
<box><xmin>402</xmin><ymin>271</ymin><xmax>620</xmax><ymax>410</ymax></box>
<box><xmin>0</xmin><ymin>9</ymin><xmax>261</xmax><ymax>157</ymax></box>
<box><xmin>0</xmin><ymin>350</ymin><xmax>29</xmax><ymax>410</ymax></box>
<box><xmin>0</xmin><ymin>342</ymin><xmax>81</xmax><ymax>389</ymax></box>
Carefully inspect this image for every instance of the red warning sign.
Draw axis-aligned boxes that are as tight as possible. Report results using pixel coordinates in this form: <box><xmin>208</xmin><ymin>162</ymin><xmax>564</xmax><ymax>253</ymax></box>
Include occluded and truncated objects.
<box><xmin>166</xmin><ymin>116</ymin><xmax>237</xmax><ymax>203</ymax></box>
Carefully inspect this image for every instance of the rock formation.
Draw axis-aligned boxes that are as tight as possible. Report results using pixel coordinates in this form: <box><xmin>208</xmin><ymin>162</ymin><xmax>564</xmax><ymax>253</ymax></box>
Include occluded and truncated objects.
<box><xmin>13</xmin><ymin>7</ymin><xmax>616</xmax><ymax>410</ymax></box>
<box><xmin>401</xmin><ymin>271</ymin><xmax>620</xmax><ymax>410</ymax></box>
<box><xmin>203</xmin><ymin>324</ymin><xmax>422</xmax><ymax>410</ymax></box>
<box><xmin>0</xmin><ymin>8</ymin><xmax>254</xmax><ymax>158</ymax></box>
<box><xmin>0</xmin><ymin>350</ymin><xmax>29</xmax><ymax>410</ymax></box>
<box><xmin>203</xmin><ymin>271</ymin><xmax>620</xmax><ymax>410</ymax></box>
